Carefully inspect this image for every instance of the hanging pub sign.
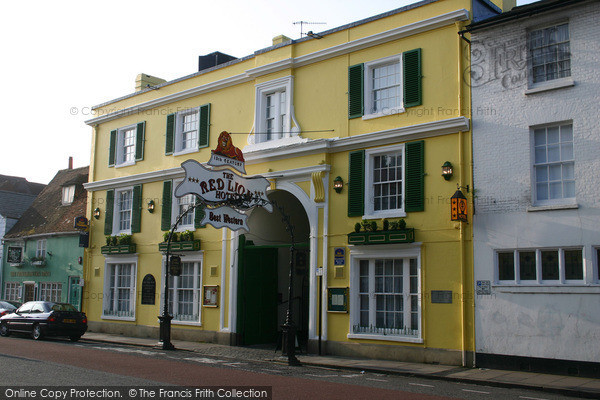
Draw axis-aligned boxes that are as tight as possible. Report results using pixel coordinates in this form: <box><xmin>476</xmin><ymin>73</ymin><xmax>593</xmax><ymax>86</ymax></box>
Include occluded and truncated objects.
<box><xmin>208</xmin><ymin>131</ymin><xmax>246</xmax><ymax>174</ymax></box>
<box><xmin>74</xmin><ymin>216</ymin><xmax>89</xmax><ymax>231</ymax></box>
<box><xmin>451</xmin><ymin>189</ymin><xmax>468</xmax><ymax>222</ymax></box>
<box><xmin>176</xmin><ymin>160</ymin><xmax>271</xmax><ymax>211</ymax></box>
<box><xmin>200</xmin><ymin>205</ymin><xmax>250</xmax><ymax>231</ymax></box>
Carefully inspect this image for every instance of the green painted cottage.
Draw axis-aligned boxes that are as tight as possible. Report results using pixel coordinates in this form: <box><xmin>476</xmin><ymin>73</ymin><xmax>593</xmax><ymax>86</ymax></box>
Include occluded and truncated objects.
<box><xmin>2</xmin><ymin>165</ymin><xmax>88</xmax><ymax>310</ymax></box>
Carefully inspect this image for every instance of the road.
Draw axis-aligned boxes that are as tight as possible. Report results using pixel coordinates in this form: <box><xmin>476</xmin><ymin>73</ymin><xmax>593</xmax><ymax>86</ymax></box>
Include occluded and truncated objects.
<box><xmin>0</xmin><ymin>335</ymin><xmax>580</xmax><ymax>400</ymax></box>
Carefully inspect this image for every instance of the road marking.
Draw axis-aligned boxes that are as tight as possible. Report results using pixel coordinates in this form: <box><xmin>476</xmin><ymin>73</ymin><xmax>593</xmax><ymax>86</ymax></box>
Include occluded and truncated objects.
<box><xmin>409</xmin><ymin>383</ymin><xmax>435</xmax><ymax>388</ymax></box>
<box><xmin>341</xmin><ymin>374</ymin><xmax>362</xmax><ymax>378</ymax></box>
<box><xmin>519</xmin><ymin>397</ymin><xmax>549</xmax><ymax>400</ymax></box>
<box><xmin>261</xmin><ymin>368</ymin><xmax>281</xmax><ymax>373</ymax></box>
<box><xmin>305</xmin><ymin>374</ymin><xmax>339</xmax><ymax>377</ymax></box>
<box><xmin>366</xmin><ymin>378</ymin><xmax>387</xmax><ymax>382</ymax></box>
<box><xmin>223</xmin><ymin>362</ymin><xmax>245</xmax><ymax>367</ymax></box>
<box><xmin>92</xmin><ymin>346</ymin><xmax>164</xmax><ymax>356</ymax></box>
<box><xmin>461</xmin><ymin>389</ymin><xmax>490</xmax><ymax>394</ymax></box>
<box><xmin>184</xmin><ymin>357</ymin><xmax>223</xmax><ymax>364</ymax></box>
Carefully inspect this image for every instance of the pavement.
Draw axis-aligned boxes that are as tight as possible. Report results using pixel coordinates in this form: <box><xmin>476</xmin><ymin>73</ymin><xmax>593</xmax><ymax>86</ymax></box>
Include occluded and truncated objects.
<box><xmin>82</xmin><ymin>331</ymin><xmax>600</xmax><ymax>398</ymax></box>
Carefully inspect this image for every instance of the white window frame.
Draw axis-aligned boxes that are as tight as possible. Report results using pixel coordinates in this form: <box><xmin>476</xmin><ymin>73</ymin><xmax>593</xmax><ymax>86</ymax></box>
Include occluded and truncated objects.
<box><xmin>39</xmin><ymin>282</ymin><xmax>62</xmax><ymax>302</ymax></box>
<box><xmin>530</xmin><ymin>122</ymin><xmax>575</xmax><ymax>207</ymax></box>
<box><xmin>36</xmin><ymin>239</ymin><xmax>47</xmax><ymax>259</ymax></box>
<box><xmin>161</xmin><ymin>253</ymin><xmax>203</xmax><ymax>326</ymax></box>
<box><xmin>171</xmin><ymin>179</ymin><xmax>195</xmax><ymax>231</ymax></box>
<box><xmin>113</xmin><ymin>187</ymin><xmax>133</xmax><ymax>235</ymax></box>
<box><xmin>115</xmin><ymin>124</ymin><xmax>137</xmax><ymax>168</ymax></box>
<box><xmin>364</xmin><ymin>144</ymin><xmax>406</xmax><ymax>220</ymax></box>
<box><xmin>495</xmin><ymin>247</ymin><xmax>586</xmax><ymax>286</ymax></box>
<box><xmin>254</xmin><ymin>76</ymin><xmax>293</xmax><ymax>144</ymax></box>
<box><xmin>62</xmin><ymin>185</ymin><xmax>76</xmax><ymax>205</ymax></box>
<box><xmin>363</xmin><ymin>54</ymin><xmax>405</xmax><ymax>120</ymax></box>
<box><xmin>348</xmin><ymin>245</ymin><xmax>422</xmax><ymax>343</ymax></box>
<box><xmin>4</xmin><ymin>282</ymin><xmax>21</xmax><ymax>301</ymax></box>
<box><xmin>174</xmin><ymin>107</ymin><xmax>200</xmax><ymax>156</ymax></box>
<box><xmin>528</xmin><ymin>21</ymin><xmax>571</xmax><ymax>89</ymax></box>
<box><xmin>102</xmin><ymin>255</ymin><xmax>137</xmax><ymax>321</ymax></box>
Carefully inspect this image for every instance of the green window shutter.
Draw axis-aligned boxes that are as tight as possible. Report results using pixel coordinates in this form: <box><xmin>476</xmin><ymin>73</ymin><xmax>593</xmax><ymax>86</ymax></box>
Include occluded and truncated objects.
<box><xmin>131</xmin><ymin>185</ymin><xmax>143</xmax><ymax>233</ymax></box>
<box><xmin>135</xmin><ymin>122</ymin><xmax>145</xmax><ymax>161</ymax></box>
<box><xmin>198</xmin><ymin>104</ymin><xmax>211</xmax><ymax>148</ymax></box>
<box><xmin>348</xmin><ymin>63</ymin><xmax>364</xmax><ymax>119</ymax></box>
<box><xmin>194</xmin><ymin>198</ymin><xmax>205</xmax><ymax>229</ymax></box>
<box><xmin>348</xmin><ymin>150</ymin><xmax>365</xmax><ymax>217</ymax></box>
<box><xmin>165</xmin><ymin>114</ymin><xmax>175</xmax><ymax>155</ymax></box>
<box><xmin>405</xmin><ymin>140</ymin><xmax>425</xmax><ymax>212</ymax></box>
<box><xmin>161</xmin><ymin>181</ymin><xmax>172</xmax><ymax>231</ymax></box>
<box><xmin>108</xmin><ymin>130</ymin><xmax>117</xmax><ymax>167</ymax></box>
<box><xmin>403</xmin><ymin>48</ymin><xmax>422</xmax><ymax>108</ymax></box>
<box><xmin>104</xmin><ymin>190</ymin><xmax>115</xmax><ymax>235</ymax></box>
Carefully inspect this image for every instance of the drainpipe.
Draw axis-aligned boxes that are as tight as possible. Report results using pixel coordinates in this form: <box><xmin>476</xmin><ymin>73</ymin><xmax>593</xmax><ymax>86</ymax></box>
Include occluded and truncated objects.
<box><xmin>456</xmin><ymin>21</ymin><xmax>471</xmax><ymax>368</ymax></box>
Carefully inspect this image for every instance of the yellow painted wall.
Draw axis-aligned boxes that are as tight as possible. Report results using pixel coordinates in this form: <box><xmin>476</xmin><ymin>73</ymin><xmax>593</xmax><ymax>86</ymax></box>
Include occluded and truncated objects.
<box><xmin>85</xmin><ymin>0</ymin><xmax>475</xmax><ymax>359</ymax></box>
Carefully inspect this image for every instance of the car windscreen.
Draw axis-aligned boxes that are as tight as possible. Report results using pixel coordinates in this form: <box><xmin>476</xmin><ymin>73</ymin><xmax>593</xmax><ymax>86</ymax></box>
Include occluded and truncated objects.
<box><xmin>50</xmin><ymin>303</ymin><xmax>78</xmax><ymax>312</ymax></box>
<box><xmin>0</xmin><ymin>301</ymin><xmax>16</xmax><ymax>310</ymax></box>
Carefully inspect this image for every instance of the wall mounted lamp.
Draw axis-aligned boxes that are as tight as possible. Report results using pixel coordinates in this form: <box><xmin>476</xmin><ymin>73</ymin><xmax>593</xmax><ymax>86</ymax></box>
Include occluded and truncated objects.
<box><xmin>442</xmin><ymin>161</ymin><xmax>453</xmax><ymax>181</ymax></box>
<box><xmin>148</xmin><ymin>200</ymin><xmax>155</xmax><ymax>213</ymax></box>
<box><xmin>333</xmin><ymin>176</ymin><xmax>344</xmax><ymax>193</ymax></box>
<box><xmin>93</xmin><ymin>207</ymin><xmax>101</xmax><ymax>219</ymax></box>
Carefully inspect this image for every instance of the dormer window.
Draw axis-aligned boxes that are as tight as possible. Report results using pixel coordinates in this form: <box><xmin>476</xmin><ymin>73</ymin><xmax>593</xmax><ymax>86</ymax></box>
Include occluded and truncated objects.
<box><xmin>62</xmin><ymin>185</ymin><xmax>75</xmax><ymax>205</ymax></box>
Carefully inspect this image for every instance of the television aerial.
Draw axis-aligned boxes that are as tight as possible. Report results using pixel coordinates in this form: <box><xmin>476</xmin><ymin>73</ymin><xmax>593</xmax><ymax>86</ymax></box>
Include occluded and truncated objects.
<box><xmin>293</xmin><ymin>21</ymin><xmax>327</xmax><ymax>38</ymax></box>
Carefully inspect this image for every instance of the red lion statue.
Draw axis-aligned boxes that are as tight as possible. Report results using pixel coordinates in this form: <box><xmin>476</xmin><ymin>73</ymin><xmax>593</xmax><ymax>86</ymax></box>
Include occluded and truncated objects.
<box><xmin>212</xmin><ymin>131</ymin><xmax>244</xmax><ymax>161</ymax></box>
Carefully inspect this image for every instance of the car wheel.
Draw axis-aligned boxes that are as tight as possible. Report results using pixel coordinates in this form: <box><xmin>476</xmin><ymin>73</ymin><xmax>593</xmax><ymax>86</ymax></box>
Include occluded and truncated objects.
<box><xmin>0</xmin><ymin>323</ymin><xmax>9</xmax><ymax>337</ymax></box>
<box><xmin>31</xmin><ymin>324</ymin><xmax>43</xmax><ymax>340</ymax></box>
<box><xmin>69</xmin><ymin>335</ymin><xmax>81</xmax><ymax>342</ymax></box>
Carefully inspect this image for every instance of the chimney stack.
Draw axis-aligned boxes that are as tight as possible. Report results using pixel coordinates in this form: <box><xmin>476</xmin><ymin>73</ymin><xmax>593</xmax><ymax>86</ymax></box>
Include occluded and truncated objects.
<box><xmin>135</xmin><ymin>73</ymin><xmax>167</xmax><ymax>92</ymax></box>
<box><xmin>68</xmin><ymin>156</ymin><xmax>73</xmax><ymax>170</ymax></box>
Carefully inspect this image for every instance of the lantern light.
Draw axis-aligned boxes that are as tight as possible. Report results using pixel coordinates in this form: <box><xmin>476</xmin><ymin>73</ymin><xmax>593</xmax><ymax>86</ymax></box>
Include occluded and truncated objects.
<box><xmin>442</xmin><ymin>161</ymin><xmax>453</xmax><ymax>181</ymax></box>
<box><xmin>93</xmin><ymin>208</ymin><xmax>101</xmax><ymax>219</ymax></box>
<box><xmin>333</xmin><ymin>176</ymin><xmax>344</xmax><ymax>193</ymax></box>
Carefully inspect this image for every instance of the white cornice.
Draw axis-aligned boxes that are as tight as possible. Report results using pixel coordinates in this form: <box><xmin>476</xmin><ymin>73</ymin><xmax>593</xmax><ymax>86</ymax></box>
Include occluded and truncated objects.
<box><xmin>85</xmin><ymin>9</ymin><xmax>469</xmax><ymax>126</ymax></box>
<box><xmin>85</xmin><ymin>117</ymin><xmax>468</xmax><ymax>191</ymax></box>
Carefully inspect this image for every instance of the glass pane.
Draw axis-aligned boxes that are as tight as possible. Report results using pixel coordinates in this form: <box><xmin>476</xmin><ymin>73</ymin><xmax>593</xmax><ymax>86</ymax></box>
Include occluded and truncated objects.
<box><xmin>498</xmin><ymin>252</ymin><xmax>515</xmax><ymax>280</ymax></box>
<box><xmin>547</xmin><ymin>127</ymin><xmax>559</xmax><ymax>143</ymax></box>
<box><xmin>541</xmin><ymin>250</ymin><xmax>559</xmax><ymax>280</ymax></box>
<box><xmin>562</xmin><ymin>163</ymin><xmax>574</xmax><ymax>180</ymax></box>
<box><xmin>537</xmin><ymin>183</ymin><xmax>549</xmax><ymax>201</ymax></box>
<box><xmin>360</xmin><ymin>277</ymin><xmax>369</xmax><ymax>293</ymax></box>
<box><xmin>549</xmin><ymin>164</ymin><xmax>562</xmax><ymax>181</ymax></box>
<box><xmin>547</xmin><ymin>145</ymin><xmax>560</xmax><ymax>162</ymax></box>
<box><xmin>534</xmin><ymin>129</ymin><xmax>546</xmax><ymax>145</ymax></box>
<box><xmin>560</xmin><ymin>124</ymin><xmax>573</xmax><ymax>142</ymax></box>
<box><xmin>563</xmin><ymin>181</ymin><xmax>575</xmax><ymax>198</ymax></box>
<box><xmin>535</xmin><ymin>147</ymin><xmax>546</xmax><ymax>164</ymax></box>
<box><xmin>519</xmin><ymin>251</ymin><xmax>537</xmax><ymax>280</ymax></box>
<box><xmin>536</xmin><ymin>166</ymin><xmax>548</xmax><ymax>183</ymax></box>
<box><xmin>549</xmin><ymin>182</ymin><xmax>562</xmax><ymax>199</ymax></box>
<box><xmin>564</xmin><ymin>249</ymin><xmax>583</xmax><ymax>280</ymax></box>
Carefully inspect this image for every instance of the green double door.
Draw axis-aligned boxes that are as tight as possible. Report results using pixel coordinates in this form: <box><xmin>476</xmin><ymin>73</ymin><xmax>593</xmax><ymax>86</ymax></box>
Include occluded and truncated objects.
<box><xmin>237</xmin><ymin>246</ymin><xmax>278</xmax><ymax>346</ymax></box>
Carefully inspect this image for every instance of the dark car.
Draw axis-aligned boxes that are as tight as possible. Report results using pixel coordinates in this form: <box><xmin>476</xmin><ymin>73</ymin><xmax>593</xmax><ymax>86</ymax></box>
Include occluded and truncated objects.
<box><xmin>0</xmin><ymin>300</ymin><xmax>21</xmax><ymax>317</ymax></box>
<box><xmin>0</xmin><ymin>301</ymin><xmax>87</xmax><ymax>341</ymax></box>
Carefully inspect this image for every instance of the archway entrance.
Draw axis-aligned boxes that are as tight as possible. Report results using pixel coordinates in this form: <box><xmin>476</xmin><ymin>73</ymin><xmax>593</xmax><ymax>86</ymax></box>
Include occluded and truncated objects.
<box><xmin>236</xmin><ymin>190</ymin><xmax>310</xmax><ymax>348</ymax></box>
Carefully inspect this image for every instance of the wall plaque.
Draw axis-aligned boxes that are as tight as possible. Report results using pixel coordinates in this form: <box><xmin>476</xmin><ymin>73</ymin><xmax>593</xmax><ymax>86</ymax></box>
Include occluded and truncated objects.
<box><xmin>141</xmin><ymin>274</ymin><xmax>156</xmax><ymax>305</ymax></box>
<box><xmin>431</xmin><ymin>290</ymin><xmax>453</xmax><ymax>304</ymax></box>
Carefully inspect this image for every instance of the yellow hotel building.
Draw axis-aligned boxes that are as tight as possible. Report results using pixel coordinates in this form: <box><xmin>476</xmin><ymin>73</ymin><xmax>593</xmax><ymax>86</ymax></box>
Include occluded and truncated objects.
<box><xmin>84</xmin><ymin>0</ymin><xmax>514</xmax><ymax>366</ymax></box>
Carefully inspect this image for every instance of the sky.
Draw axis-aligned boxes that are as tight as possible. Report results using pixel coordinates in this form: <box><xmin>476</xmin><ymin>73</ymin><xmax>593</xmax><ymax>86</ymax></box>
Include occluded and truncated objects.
<box><xmin>0</xmin><ymin>0</ymin><xmax>539</xmax><ymax>184</ymax></box>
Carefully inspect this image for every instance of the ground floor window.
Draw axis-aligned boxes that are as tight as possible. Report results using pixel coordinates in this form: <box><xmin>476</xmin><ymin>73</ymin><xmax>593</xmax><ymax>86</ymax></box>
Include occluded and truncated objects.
<box><xmin>4</xmin><ymin>282</ymin><xmax>20</xmax><ymax>301</ymax></box>
<box><xmin>349</xmin><ymin>247</ymin><xmax>421</xmax><ymax>341</ymax></box>
<box><xmin>496</xmin><ymin>248</ymin><xmax>583</xmax><ymax>284</ymax></box>
<box><xmin>39</xmin><ymin>282</ymin><xmax>62</xmax><ymax>302</ymax></box>
<box><xmin>103</xmin><ymin>261</ymin><xmax>137</xmax><ymax>319</ymax></box>
<box><xmin>168</xmin><ymin>261</ymin><xmax>201</xmax><ymax>323</ymax></box>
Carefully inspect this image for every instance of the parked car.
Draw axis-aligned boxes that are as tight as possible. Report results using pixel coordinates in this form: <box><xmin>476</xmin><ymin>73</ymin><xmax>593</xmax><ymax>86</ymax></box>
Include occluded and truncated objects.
<box><xmin>0</xmin><ymin>301</ymin><xmax>87</xmax><ymax>341</ymax></box>
<box><xmin>0</xmin><ymin>300</ymin><xmax>21</xmax><ymax>317</ymax></box>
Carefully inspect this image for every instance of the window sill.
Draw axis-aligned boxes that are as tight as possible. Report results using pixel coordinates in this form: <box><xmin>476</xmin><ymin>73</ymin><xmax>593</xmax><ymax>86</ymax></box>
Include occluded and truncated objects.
<box><xmin>115</xmin><ymin>161</ymin><xmax>136</xmax><ymax>169</ymax></box>
<box><xmin>173</xmin><ymin>148</ymin><xmax>199</xmax><ymax>157</ymax></box>
<box><xmin>362</xmin><ymin>211</ymin><xmax>407</xmax><ymax>220</ymax></box>
<box><xmin>525</xmin><ymin>78</ymin><xmax>574</xmax><ymax>95</ymax></box>
<box><xmin>172</xmin><ymin>320</ymin><xmax>202</xmax><ymax>327</ymax></box>
<box><xmin>101</xmin><ymin>315</ymin><xmax>136</xmax><ymax>322</ymax></box>
<box><xmin>362</xmin><ymin>108</ymin><xmax>405</xmax><ymax>121</ymax></box>
<box><xmin>347</xmin><ymin>333</ymin><xmax>423</xmax><ymax>344</ymax></box>
<box><xmin>492</xmin><ymin>285</ymin><xmax>600</xmax><ymax>294</ymax></box>
<box><xmin>527</xmin><ymin>203</ymin><xmax>578</xmax><ymax>212</ymax></box>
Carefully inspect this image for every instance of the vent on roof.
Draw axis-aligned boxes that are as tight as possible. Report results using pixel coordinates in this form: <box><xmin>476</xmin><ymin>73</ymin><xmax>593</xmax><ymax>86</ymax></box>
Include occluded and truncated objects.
<box><xmin>198</xmin><ymin>52</ymin><xmax>237</xmax><ymax>72</ymax></box>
